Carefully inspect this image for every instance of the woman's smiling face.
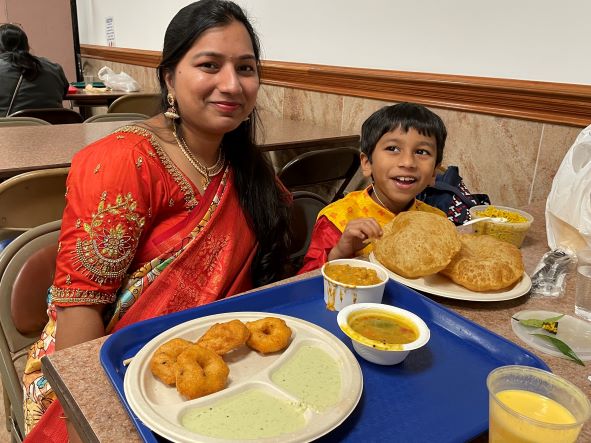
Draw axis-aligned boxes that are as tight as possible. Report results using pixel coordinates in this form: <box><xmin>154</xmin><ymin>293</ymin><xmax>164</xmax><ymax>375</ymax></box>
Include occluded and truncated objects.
<box><xmin>165</xmin><ymin>20</ymin><xmax>259</xmax><ymax>136</ymax></box>
<box><xmin>361</xmin><ymin>126</ymin><xmax>438</xmax><ymax>213</ymax></box>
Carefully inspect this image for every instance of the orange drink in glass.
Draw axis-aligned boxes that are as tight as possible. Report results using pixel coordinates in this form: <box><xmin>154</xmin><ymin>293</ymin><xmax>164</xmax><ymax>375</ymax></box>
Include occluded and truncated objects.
<box><xmin>487</xmin><ymin>366</ymin><xmax>590</xmax><ymax>442</ymax></box>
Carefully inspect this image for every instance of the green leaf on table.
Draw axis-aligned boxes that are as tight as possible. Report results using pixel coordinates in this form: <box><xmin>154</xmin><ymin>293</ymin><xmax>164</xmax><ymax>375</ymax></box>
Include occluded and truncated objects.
<box><xmin>530</xmin><ymin>333</ymin><xmax>585</xmax><ymax>366</ymax></box>
<box><xmin>512</xmin><ymin>314</ymin><xmax>564</xmax><ymax>334</ymax></box>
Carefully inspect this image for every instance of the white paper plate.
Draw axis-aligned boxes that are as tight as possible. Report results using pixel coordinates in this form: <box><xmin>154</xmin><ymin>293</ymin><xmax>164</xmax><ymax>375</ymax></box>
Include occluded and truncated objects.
<box><xmin>369</xmin><ymin>252</ymin><xmax>531</xmax><ymax>302</ymax></box>
<box><xmin>511</xmin><ymin>310</ymin><xmax>591</xmax><ymax>361</ymax></box>
<box><xmin>123</xmin><ymin>312</ymin><xmax>363</xmax><ymax>443</ymax></box>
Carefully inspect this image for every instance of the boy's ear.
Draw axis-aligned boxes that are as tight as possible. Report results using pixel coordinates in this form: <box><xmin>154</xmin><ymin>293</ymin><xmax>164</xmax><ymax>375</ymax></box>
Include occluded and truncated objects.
<box><xmin>429</xmin><ymin>164</ymin><xmax>439</xmax><ymax>186</ymax></box>
<box><xmin>360</xmin><ymin>153</ymin><xmax>372</xmax><ymax>178</ymax></box>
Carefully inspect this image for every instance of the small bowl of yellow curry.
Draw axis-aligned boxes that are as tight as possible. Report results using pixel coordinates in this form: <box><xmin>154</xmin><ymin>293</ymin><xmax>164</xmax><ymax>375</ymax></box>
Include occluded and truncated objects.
<box><xmin>468</xmin><ymin>205</ymin><xmax>533</xmax><ymax>248</ymax></box>
<box><xmin>321</xmin><ymin>259</ymin><xmax>388</xmax><ymax>311</ymax></box>
<box><xmin>337</xmin><ymin>303</ymin><xmax>430</xmax><ymax>365</ymax></box>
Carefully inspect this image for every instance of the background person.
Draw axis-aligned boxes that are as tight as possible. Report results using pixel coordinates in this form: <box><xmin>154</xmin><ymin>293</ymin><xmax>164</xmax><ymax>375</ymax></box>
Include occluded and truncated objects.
<box><xmin>0</xmin><ymin>23</ymin><xmax>69</xmax><ymax>116</ymax></box>
<box><xmin>300</xmin><ymin>102</ymin><xmax>447</xmax><ymax>273</ymax></box>
<box><xmin>22</xmin><ymin>1</ymin><xmax>290</xmax><ymax>441</ymax></box>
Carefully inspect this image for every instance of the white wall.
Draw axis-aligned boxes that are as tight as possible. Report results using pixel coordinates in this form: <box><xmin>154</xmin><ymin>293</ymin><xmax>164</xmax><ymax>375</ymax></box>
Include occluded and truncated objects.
<box><xmin>76</xmin><ymin>0</ymin><xmax>590</xmax><ymax>85</ymax></box>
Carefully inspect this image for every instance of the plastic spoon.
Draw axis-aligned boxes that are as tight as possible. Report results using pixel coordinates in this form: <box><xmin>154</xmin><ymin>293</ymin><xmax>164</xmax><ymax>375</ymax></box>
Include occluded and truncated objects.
<box><xmin>462</xmin><ymin>216</ymin><xmax>508</xmax><ymax>227</ymax></box>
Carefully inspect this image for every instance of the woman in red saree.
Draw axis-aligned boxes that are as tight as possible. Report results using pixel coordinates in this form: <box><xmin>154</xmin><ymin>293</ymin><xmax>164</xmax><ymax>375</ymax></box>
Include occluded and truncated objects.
<box><xmin>22</xmin><ymin>1</ymin><xmax>290</xmax><ymax>441</ymax></box>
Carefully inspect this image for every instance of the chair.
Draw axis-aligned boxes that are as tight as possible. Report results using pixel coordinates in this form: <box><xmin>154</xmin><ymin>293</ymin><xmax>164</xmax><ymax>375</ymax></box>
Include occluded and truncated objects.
<box><xmin>84</xmin><ymin>112</ymin><xmax>150</xmax><ymax>123</ymax></box>
<box><xmin>285</xmin><ymin>191</ymin><xmax>328</xmax><ymax>274</ymax></box>
<box><xmin>0</xmin><ymin>220</ymin><xmax>60</xmax><ymax>442</ymax></box>
<box><xmin>107</xmin><ymin>93</ymin><xmax>161</xmax><ymax>117</ymax></box>
<box><xmin>9</xmin><ymin>108</ymin><xmax>83</xmax><ymax>125</ymax></box>
<box><xmin>0</xmin><ymin>117</ymin><xmax>50</xmax><ymax>127</ymax></box>
<box><xmin>0</xmin><ymin>168</ymin><xmax>69</xmax><ymax>242</ymax></box>
<box><xmin>278</xmin><ymin>147</ymin><xmax>360</xmax><ymax>203</ymax></box>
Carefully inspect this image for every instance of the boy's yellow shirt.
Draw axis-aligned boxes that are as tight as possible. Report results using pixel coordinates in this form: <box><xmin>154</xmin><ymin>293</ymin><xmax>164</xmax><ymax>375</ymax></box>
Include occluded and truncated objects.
<box><xmin>319</xmin><ymin>186</ymin><xmax>446</xmax><ymax>255</ymax></box>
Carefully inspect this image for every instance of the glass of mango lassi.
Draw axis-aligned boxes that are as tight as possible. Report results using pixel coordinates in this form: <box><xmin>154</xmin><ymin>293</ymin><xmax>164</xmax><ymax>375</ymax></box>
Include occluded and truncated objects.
<box><xmin>487</xmin><ymin>366</ymin><xmax>590</xmax><ymax>443</ymax></box>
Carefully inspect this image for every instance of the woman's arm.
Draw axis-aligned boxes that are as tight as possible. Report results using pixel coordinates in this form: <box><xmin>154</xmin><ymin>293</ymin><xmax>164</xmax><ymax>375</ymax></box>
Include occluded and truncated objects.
<box><xmin>54</xmin><ymin>305</ymin><xmax>106</xmax><ymax>351</ymax></box>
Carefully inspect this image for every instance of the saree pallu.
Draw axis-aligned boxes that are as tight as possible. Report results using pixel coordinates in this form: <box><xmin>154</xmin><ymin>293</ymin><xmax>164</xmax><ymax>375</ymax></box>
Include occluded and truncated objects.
<box><xmin>23</xmin><ymin>168</ymin><xmax>257</xmax><ymax>441</ymax></box>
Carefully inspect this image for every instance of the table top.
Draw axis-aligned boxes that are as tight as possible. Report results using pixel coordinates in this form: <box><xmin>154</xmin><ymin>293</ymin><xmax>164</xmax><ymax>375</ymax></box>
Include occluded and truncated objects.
<box><xmin>65</xmin><ymin>89</ymin><xmax>131</xmax><ymax>102</ymax></box>
<box><xmin>41</xmin><ymin>202</ymin><xmax>591</xmax><ymax>442</ymax></box>
<box><xmin>0</xmin><ymin>117</ymin><xmax>359</xmax><ymax>179</ymax></box>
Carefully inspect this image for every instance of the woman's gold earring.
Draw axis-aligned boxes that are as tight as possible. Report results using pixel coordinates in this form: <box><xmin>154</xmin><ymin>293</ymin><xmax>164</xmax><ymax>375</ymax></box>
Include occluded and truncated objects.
<box><xmin>164</xmin><ymin>93</ymin><xmax>180</xmax><ymax>120</ymax></box>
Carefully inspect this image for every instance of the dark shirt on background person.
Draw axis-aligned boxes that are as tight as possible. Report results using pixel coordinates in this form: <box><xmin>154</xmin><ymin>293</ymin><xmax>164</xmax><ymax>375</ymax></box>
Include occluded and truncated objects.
<box><xmin>0</xmin><ymin>24</ymin><xmax>69</xmax><ymax>116</ymax></box>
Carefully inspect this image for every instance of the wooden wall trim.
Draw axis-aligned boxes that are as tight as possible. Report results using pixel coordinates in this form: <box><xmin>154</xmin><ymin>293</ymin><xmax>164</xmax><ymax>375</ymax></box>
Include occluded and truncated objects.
<box><xmin>81</xmin><ymin>44</ymin><xmax>591</xmax><ymax>127</ymax></box>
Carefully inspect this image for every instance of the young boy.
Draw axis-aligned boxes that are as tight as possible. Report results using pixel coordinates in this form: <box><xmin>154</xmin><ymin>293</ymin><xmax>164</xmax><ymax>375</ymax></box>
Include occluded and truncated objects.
<box><xmin>299</xmin><ymin>102</ymin><xmax>447</xmax><ymax>273</ymax></box>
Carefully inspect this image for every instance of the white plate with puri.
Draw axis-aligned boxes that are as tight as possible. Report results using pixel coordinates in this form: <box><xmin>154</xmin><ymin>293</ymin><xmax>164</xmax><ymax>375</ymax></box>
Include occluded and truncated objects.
<box><xmin>369</xmin><ymin>252</ymin><xmax>531</xmax><ymax>302</ymax></box>
<box><xmin>124</xmin><ymin>312</ymin><xmax>363</xmax><ymax>443</ymax></box>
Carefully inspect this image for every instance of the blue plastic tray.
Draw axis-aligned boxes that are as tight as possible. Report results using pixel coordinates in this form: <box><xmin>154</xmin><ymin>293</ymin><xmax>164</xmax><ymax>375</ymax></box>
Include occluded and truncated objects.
<box><xmin>100</xmin><ymin>276</ymin><xmax>549</xmax><ymax>443</ymax></box>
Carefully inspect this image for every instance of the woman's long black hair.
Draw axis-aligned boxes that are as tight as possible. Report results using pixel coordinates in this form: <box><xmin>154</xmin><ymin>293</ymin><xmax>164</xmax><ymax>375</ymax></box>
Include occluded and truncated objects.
<box><xmin>157</xmin><ymin>0</ymin><xmax>291</xmax><ymax>286</ymax></box>
<box><xmin>0</xmin><ymin>24</ymin><xmax>41</xmax><ymax>80</ymax></box>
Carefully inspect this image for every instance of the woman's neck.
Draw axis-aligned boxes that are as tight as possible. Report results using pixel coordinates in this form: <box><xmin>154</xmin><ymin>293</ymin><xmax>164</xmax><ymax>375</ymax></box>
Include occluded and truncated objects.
<box><xmin>177</xmin><ymin>121</ymin><xmax>222</xmax><ymax>167</ymax></box>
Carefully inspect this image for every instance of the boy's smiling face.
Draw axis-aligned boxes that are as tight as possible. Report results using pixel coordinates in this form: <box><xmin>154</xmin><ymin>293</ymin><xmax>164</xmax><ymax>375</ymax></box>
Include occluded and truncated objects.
<box><xmin>361</xmin><ymin>126</ymin><xmax>438</xmax><ymax>213</ymax></box>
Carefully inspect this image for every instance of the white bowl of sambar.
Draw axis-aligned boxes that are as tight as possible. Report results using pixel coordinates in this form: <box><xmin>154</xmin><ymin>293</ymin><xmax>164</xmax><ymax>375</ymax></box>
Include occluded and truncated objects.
<box><xmin>321</xmin><ymin>259</ymin><xmax>388</xmax><ymax>311</ymax></box>
<box><xmin>337</xmin><ymin>303</ymin><xmax>430</xmax><ymax>365</ymax></box>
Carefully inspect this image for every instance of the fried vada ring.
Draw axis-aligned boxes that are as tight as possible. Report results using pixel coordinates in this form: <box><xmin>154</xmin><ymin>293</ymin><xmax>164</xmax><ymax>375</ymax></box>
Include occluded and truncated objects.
<box><xmin>150</xmin><ymin>338</ymin><xmax>192</xmax><ymax>385</ymax></box>
<box><xmin>196</xmin><ymin>319</ymin><xmax>251</xmax><ymax>355</ymax></box>
<box><xmin>246</xmin><ymin>317</ymin><xmax>292</xmax><ymax>354</ymax></box>
<box><xmin>175</xmin><ymin>344</ymin><xmax>230</xmax><ymax>400</ymax></box>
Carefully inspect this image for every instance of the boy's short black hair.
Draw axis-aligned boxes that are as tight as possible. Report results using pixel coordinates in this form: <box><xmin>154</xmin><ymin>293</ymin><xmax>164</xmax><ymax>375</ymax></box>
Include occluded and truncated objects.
<box><xmin>360</xmin><ymin>103</ymin><xmax>447</xmax><ymax>165</ymax></box>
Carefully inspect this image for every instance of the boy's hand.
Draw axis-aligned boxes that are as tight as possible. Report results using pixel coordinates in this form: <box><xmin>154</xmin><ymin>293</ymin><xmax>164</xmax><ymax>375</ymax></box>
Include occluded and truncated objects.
<box><xmin>328</xmin><ymin>218</ymin><xmax>383</xmax><ymax>261</ymax></box>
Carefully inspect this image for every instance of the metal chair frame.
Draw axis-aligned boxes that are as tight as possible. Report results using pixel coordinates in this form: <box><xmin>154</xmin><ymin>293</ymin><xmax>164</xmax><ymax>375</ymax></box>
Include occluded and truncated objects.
<box><xmin>9</xmin><ymin>108</ymin><xmax>83</xmax><ymax>125</ymax></box>
<box><xmin>0</xmin><ymin>221</ymin><xmax>61</xmax><ymax>442</ymax></box>
<box><xmin>107</xmin><ymin>93</ymin><xmax>162</xmax><ymax>117</ymax></box>
<box><xmin>278</xmin><ymin>147</ymin><xmax>361</xmax><ymax>202</ymax></box>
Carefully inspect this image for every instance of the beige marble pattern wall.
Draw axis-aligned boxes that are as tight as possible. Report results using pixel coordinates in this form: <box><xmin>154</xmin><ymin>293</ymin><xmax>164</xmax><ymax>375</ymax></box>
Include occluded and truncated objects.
<box><xmin>260</xmin><ymin>84</ymin><xmax>583</xmax><ymax>208</ymax></box>
<box><xmin>81</xmin><ymin>59</ymin><xmax>160</xmax><ymax>93</ymax></box>
<box><xmin>77</xmin><ymin>60</ymin><xmax>583</xmax><ymax>206</ymax></box>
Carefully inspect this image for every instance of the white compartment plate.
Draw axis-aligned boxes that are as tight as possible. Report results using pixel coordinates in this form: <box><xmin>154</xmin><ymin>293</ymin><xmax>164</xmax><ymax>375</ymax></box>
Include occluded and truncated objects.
<box><xmin>511</xmin><ymin>310</ymin><xmax>591</xmax><ymax>361</ymax></box>
<box><xmin>123</xmin><ymin>312</ymin><xmax>363</xmax><ymax>443</ymax></box>
<box><xmin>369</xmin><ymin>252</ymin><xmax>531</xmax><ymax>302</ymax></box>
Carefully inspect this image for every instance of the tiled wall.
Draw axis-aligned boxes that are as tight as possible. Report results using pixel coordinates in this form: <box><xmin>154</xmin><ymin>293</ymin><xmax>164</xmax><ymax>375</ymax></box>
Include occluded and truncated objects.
<box><xmin>85</xmin><ymin>58</ymin><xmax>583</xmax><ymax>208</ymax></box>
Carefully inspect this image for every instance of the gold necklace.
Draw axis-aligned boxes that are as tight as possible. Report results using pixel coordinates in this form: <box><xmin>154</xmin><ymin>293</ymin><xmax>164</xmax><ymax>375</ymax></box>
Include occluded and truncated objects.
<box><xmin>372</xmin><ymin>185</ymin><xmax>389</xmax><ymax>208</ymax></box>
<box><xmin>172</xmin><ymin>123</ymin><xmax>225</xmax><ymax>187</ymax></box>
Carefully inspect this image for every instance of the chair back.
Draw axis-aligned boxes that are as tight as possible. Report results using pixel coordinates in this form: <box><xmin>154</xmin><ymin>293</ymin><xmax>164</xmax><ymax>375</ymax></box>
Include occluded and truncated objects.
<box><xmin>0</xmin><ymin>220</ymin><xmax>60</xmax><ymax>441</ymax></box>
<box><xmin>278</xmin><ymin>147</ymin><xmax>360</xmax><ymax>202</ymax></box>
<box><xmin>0</xmin><ymin>117</ymin><xmax>50</xmax><ymax>127</ymax></box>
<box><xmin>84</xmin><ymin>112</ymin><xmax>150</xmax><ymax>123</ymax></box>
<box><xmin>107</xmin><ymin>93</ymin><xmax>161</xmax><ymax>117</ymax></box>
<box><xmin>9</xmin><ymin>108</ymin><xmax>83</xmax><ymax>125</ymax></box>
<box><xmin>286</xmin><ymin>191</ymin><xmax>328</xmax><ymax>273</ymax></box>
<box><xmin>0</xmin><ymin>168</ymin><xmax>69</xmax><ymax>241</ymax></box>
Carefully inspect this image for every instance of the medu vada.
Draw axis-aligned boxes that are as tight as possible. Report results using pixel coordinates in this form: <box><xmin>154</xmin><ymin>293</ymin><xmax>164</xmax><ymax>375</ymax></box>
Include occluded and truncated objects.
<box><xmin>149</xmin><ymin>338</ymin><xmax>192</xmax><ymax>385</ymax></box>
<box><xmin>175</xmin><ymin>344</ymin><xmax>230</xmax><ymax>400</ymax></box>
<box><xmin>245</xmin><ymin>317</ymin><xmax>292</xmax><ymax>354</ymax></box>
<box><xmin>196</xmin><ymin>319</ymin><xmax>251</xmax><ymax>355</ymax></box>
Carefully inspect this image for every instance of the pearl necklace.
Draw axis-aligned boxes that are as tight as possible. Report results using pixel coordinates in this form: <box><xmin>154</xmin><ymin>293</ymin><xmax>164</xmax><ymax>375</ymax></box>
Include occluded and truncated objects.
<box><xmin>172</xmin><ymin>123</ymin><xmax>225</xmax><ymax>187</ymax></box>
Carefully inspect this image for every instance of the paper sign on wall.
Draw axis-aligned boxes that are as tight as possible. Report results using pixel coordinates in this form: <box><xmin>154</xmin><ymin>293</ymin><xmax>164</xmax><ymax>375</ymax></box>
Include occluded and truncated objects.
<box><xmin>106</xmin><ymin>16</ymin><xmax>116</xmax><ymax>47</ymax></box>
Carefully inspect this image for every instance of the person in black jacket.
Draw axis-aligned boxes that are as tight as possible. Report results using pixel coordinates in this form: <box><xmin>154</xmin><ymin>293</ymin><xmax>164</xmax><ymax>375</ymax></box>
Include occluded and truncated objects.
<box><xmin>0</xmin><ymin>23</ymin><xmax>69</xmax><ymax>116</ymax></box>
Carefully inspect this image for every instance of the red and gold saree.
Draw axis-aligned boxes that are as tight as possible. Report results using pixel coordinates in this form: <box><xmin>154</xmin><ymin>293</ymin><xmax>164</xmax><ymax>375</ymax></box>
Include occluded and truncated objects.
<box><xmin>23</xmin><ymin>126</ymin><xmax>257</xmax><ymax>441</ymax></box>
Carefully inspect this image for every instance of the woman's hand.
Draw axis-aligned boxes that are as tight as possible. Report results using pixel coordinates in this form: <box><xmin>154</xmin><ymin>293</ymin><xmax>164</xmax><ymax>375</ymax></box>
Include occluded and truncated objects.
<box><xmin>55</xmin><ymin>305</ymin><xmax>106</xmax><ymax>351</ymax></box>
<box><xmin>328</xmin><ymin>218</ymin><xmax>383</xmax><ymax>261</ymax></box>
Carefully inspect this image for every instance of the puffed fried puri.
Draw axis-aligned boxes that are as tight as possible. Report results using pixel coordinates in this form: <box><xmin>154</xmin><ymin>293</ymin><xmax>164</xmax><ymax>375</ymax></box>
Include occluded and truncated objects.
<box><xmin>196</xmin><ymin>319</ymin><xmax>251</xmax><ymax>355</ymax></box>
<box><xmin>175</xmin><ymin>344</ymin><xmax>230</xmax><ymax>400</ymax></box>
<box><xmin>374</xmin><ymin>211</ymin><xmax>462</xmax><ymax>278</ymax></box>
<box><xmin>245</xmin><ymin>317</ymin><xmax>292</xmax><ymax>354</ymax></box>
<box><xmin>439</xmin><ymin>234</ymin><xmax>524</xmax><ymax>291</ymax></box>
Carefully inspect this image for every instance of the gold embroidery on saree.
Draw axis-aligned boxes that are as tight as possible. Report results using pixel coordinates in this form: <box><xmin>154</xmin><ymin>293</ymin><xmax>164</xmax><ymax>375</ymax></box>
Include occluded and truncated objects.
<box><xmin>74</xmin><ymin>192</ymin><xmax>145</xmax><ymax>284</ymax></box>
<box><xmin>116</xmin><ymin>125</ymin><xmax>198</xmax><ymax>209</ymax></box>
<box><xmin>50</xmin><ymin>285</ymin><xmax>116</xmax><ymax>304</ymax></box>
